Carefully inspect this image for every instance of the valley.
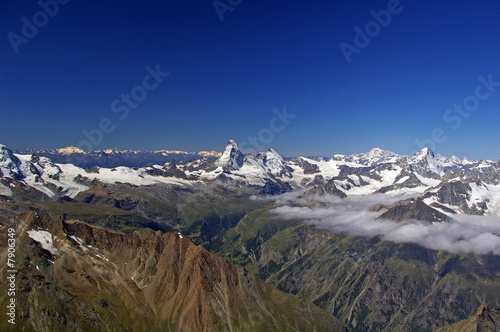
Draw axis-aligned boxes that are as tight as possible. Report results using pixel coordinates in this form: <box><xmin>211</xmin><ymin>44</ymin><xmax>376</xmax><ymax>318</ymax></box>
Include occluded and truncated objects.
<box><xmin>2</xmin><ymin>140</ymin><xmax>500</xmax><ymax>331</ymax></box>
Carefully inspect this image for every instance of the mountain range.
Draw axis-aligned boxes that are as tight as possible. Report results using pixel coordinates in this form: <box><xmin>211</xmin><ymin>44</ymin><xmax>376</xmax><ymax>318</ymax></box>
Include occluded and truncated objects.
<box><xmin>14</xmin><ymin>146</ymin><xmax>222</xmax><ymax>168</ymax></box>
<box><xmin>3</xmin><ymin>140</ymin><xmax>500</xmax><ymax>219</ymax></box>
<box><xmin>2</xmin><ymin>140</ymin><xmax>500</xmax><ymax>331</ymax></box>
<box><xmin>0</xmin><ymin>209</ymin><xmax>346</xmax><ymax>331</ymax></box>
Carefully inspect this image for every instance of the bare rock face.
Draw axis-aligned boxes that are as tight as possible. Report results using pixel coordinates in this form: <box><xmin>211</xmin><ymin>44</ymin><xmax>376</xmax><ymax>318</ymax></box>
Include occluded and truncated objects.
<box><xmin>259</xmin><ymin>179</ymin><xmax>293</xmax><ymax>195</ymax></box>
<box><xmin>375</xmin><ymin>198</ymin><xmax>449</xmax><ymax>223</ymax></box>
<box><xmin>436</xmin><ymin>181</ymin><xmax>472</xmax><ymax>206</ymax></box>
<box><xmin>306</xmin><ymin>179</ymin><xmax>347</xmax><ymax>198</ymax></box>
<box><xmin>0</xmin><ymin>210</ymin><xmax>348</xmax><ymax>332</ymax></box>
<box><xmin>377</xmin><ymin>172</ymin><xmax>424</xmax><ymax>193</ymax></box>
<box><xmin>291</xmin><ymin>157</ymin><xmax>321</xmax><ymax>175</ymax></box>
<box><xmin>434</xmin><ymin>305</ymin><xmax>500</xmax><ymax>332</ymax></box>
<box><xmin>216</xmin><ymin>140</ymin><xmax>245</xmax><ymax>172</ymax></box>
<box><xmin>421</xmin><ymin>180</ymin><xmax>489</xmax><ymax>215</ymax></box>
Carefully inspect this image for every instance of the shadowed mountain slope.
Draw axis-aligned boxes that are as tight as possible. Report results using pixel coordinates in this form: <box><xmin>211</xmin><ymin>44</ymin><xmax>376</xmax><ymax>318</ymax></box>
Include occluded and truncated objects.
<box><xmin>0</xmin><ymin>209</ymin><xmax>347</xmax><ymax>332</ymax></box>
<box><xmin>434</xmin><ymin>305</ymin><xmax>500</xmax><ymax>332</ymax></box>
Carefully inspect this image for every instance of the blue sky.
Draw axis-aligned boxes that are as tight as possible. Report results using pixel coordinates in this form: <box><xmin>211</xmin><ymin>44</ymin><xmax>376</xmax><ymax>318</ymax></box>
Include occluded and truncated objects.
<box><xmin>1</xmin><ymin>0</ymin><xmax>499</xmax><ymax>160</ymax></box>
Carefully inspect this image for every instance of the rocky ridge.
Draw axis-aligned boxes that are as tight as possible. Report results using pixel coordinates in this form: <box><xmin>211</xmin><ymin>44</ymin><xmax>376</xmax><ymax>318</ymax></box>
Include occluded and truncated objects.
<box><xmin>434</xmin><ymin>305</ymin><xmax>500</xmax><ymax>332</ymax></box>
<box><xmin>0</xmin><ymin>209</ymin><xmax>347</xmax><ymax>331</ymax></box>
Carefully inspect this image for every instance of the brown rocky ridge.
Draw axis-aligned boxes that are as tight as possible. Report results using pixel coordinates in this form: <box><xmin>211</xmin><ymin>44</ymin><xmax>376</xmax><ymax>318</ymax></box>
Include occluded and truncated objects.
<box><xmin>434</xmin><ymin>305</ymin><xmax>500</xmax><ymax>332</ymax></box>
<box><xmin>0</xmin><ymin>209</ymin><xmax>348</xmax><ymax>332</ymax></box>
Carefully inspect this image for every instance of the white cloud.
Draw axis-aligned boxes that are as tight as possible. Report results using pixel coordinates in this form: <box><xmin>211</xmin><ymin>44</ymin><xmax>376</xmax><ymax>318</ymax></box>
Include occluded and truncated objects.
<box><xmin>270</xmin><ymin>194</ymin><xmax>500</xmax><ymax>255</ymax></box>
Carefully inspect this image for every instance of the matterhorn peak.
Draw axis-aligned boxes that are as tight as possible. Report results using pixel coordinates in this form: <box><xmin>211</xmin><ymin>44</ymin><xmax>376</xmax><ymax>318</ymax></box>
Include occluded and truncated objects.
<box><xmin>226</xmin><ymin>140</ymin><xmax>238</xmax><ymax>149</ymax></box>
<box><xmin>216</xmin><ymin>140</ymin><xmax>245</xmax><ymax>171</ymax></box>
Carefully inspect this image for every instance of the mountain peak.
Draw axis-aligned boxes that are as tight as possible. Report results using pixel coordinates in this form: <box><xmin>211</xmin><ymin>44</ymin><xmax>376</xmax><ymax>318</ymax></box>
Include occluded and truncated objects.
<box><xmin>0</xmin><ymin>145</ymin><xmax>22</xmax><ymax>180</ymax></box>
<box><xmin>259</xmin><ymin>148</ymin><xmax>286</xmax><ymax>173</ymax></box>
<box><xmin>266</xmin><ymin>148</ymin><xmax>281</xmax><ymax>158</ymax></box>
<box><xmin>226</xmin><ymin>139</ymin><xmax>238</xmax><ymax>148</ymax></box>
<box><xmin>216</xmin><ymin>140</ymin><xmax>244</xmax><ymax>171</ymax></box>
<box><xmin>57</xmin><ymin>146</ymin><xmax>86</xmax><ymax>155</ymax></box>
<box><xmin>376</xmin><ymin>198</ymin><xmax>448</xmax><ymax>223</ymax></box>
<box><xmin>366</xmin><ymin>147</ymin><xmax>398</xmax><ymax>157</ymax></box>
<box><xmin>417</xmin><ymin>147</ymin><xmax>434</xmax><ymax>156</ymax></box>
<box><xmin>342</xmin><ymin>147</ymin><xmax>399</xmax><ymax>166</ymax></box>
<box><xmin>0</xmin><ymin>144</ymin><xmax>14</xmax><ymax>156</ymax></box>
<box><xmin>410</xmin><ymin>147</ymin><xmax>436</xmax><ymax>163</ymax></box>
<box><xmin>435</xmin><ymin>305</ymin><xmax>500</xmax><ymax>332</ymax></box>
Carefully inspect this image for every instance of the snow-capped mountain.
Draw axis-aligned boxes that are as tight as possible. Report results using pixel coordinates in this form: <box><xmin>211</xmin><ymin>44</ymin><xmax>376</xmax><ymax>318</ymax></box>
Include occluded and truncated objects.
<box><xmin>14</xmin><ymin>147</ymin><xmax>222</xmax><ymax>168</ymax></box>
<box><xmin>421</xmin><ymin>180</ymin><xmax>494</xmax><ymax>215</ymax></box>
<box><xmin>407</xmin><ymin>147</ymin><xmax>445</xmax><ymax>178</ymax></box>
<box><xmin>255</xmin><ymin>149</ymin><xmax>288</xmax><ymax>176</ymax></box>
<box><xmin>0</xmin><ymin>144</ymin><xmax>84</xmax><ymax>198</ymax></box>
<box><xmin>1</xmin><ymin>144</ymin><xmax>62</xmax><ymax>184</ymax></box>
<box><xmin>187</xmin><ymin>141</ymin><xmax>291</xmax><ymax>187</ymax></box>
<box><xmin>435</xmin><ymin>153</ymin><xmax>475</xmax><ymax>169</ymax></box>
<box><xmin>333</xmin><ymin>147</ymin><xmax>399</xmax><ymax>166</ymax></box>
<box><xmin>443</xmin><ymin>160</ymin><xmax>500</xmax><ymax>185</ymax></box>
<box><xmin>2</xmin><ymin>140</ymin><xmax>500</xmax><ymax>216</ymax></box>
<box><xmin>215</xmin><ymin>140</ymin><xmax>245</xmax><ymax>171</ymax></box>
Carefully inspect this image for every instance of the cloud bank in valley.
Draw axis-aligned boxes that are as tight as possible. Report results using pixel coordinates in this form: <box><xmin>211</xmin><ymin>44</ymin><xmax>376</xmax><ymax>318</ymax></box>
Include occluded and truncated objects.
<box><xmin>269</xmin><ymin>194</ymin><xmax>500</xmax><ymax>255</ymax></box>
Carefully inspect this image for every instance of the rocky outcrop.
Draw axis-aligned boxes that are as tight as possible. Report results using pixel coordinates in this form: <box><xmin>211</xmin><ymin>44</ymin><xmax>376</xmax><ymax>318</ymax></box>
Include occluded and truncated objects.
<box><xmin>434</xmin><ymin>305</ymin><xmax>500</xmax><ymax>332</ymax></box>
<box><xmin>0</xmin><ymin>210</ymin><xmax>348</xmax><ymax>332</ymax></box>
<box><xmin>292</xmin><ymin>157</ymin><xmax>320</xmax><ymax>174</ymax></box>
<box><xmin>306</xmin><ymin>179</ymin><xmax>347</xmax><ymax>198</ymax></box>
<box><xmin>375</xmin><ymin>198</ymin><xmax>449</xmax><ymax>222</ymax></box>
<box><xmin>377</xmin><ymin>172</ymin><xmax>424</xmax><ymax>193</ymax></box>
<box><xmin>422</xmin><ymin>180</ymin><xmax>489</xmax><ymax>215</ymax></box>
<box><xmin>216</xmin><ymin>140</ymin><xmax>245</xmax><ymax>172</ymax></box>
<box><xmin>259</xmin><ymin>179</ymin><xmax>293</xmax><ymax>195</ymax></box>
<box><xmin>218</xmin><ymin>206</ymin><xmax>500</xmax><ymax>331</ymax></box>
<box><xmin>444</xmin><ymin>162</ymin><xmax>500</xmax><ymax>185</ymax></box>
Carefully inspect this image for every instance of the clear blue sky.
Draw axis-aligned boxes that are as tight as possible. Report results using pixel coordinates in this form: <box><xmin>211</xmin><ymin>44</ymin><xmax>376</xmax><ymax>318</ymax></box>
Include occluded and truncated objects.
<box><xmin>1</xmin><ymin>0</ymin><xmax>499</xmax><ymax>160</ymax></box>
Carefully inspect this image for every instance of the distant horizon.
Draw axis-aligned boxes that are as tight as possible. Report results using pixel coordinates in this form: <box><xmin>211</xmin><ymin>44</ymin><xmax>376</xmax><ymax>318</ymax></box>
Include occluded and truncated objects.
<box><xmin>3</xmin><ymin>140</ymin><xmax>498</xmax><ymax>162</ymax></box>
<box><xmin>2</xmin><ymin>1</ymin><xmax>500</xmax><ymax>161</ymax></box>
